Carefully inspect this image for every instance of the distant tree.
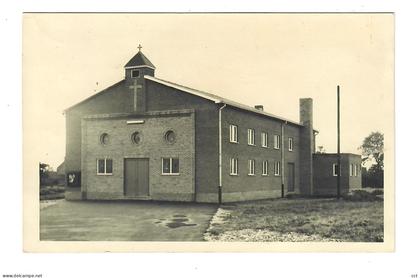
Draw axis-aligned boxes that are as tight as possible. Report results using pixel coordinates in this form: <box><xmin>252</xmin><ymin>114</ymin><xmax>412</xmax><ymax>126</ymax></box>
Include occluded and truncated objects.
<box><xmin>39</xmin><ymin>162</ymin><xmax>50</xmax><ymax>185</ymax></box>
<box><xmin>359</xmin><ymin>131</ymin><xmax>384</xmax><ymax>170</ymax></box>
<box><xmin>359</xmin><ymin>132</ymin><xmax>384</xmax><ymax>188</ymax></box>
<box><xmin>316</xmin><ymin>146</ymin><xmax>326</xmax><ymax>153</ymax></box>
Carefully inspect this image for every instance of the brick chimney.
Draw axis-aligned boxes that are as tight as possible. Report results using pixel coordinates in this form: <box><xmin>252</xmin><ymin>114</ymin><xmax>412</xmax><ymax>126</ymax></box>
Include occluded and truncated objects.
<box><xmin>254</xmin><ymin>105</ymin><xmax>264</xmax><ymax>111</ymax></box>
<box><xmin>299</xmin><ymin>98</ymin><xmax>314</xmax><ymax>196</ymax></box>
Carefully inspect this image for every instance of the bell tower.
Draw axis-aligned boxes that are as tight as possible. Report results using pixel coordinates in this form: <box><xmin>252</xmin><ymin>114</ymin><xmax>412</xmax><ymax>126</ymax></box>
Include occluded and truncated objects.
<box><xmin>124</xmin><ymin>44</ymin><xmax>155</xmax><ymax>113</ymax></box>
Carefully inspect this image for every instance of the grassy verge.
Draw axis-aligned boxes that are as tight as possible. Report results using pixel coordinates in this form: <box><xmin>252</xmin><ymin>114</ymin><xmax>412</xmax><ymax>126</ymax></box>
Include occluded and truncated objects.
<box><xmin>207</xmin><ymin>198</ymin><xmax>383</xmax><ymax>242</ymax></box>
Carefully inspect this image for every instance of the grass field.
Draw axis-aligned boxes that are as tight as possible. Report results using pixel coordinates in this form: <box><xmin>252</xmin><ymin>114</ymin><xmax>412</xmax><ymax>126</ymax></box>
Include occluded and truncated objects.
<box><xmin>206</xmin><ymin>198</ymin><xmax>384</xmax><ymax>242</ymax></box>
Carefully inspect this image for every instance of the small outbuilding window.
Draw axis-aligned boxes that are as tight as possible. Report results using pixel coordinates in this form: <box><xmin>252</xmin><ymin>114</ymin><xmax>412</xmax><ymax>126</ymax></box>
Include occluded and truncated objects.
<box><xmin>131</xmin><ymin>70</ymin><xmax>140</xmax><ymax>78</ymax></box>
<box><xmin>229</xmin><ymin>125</ymin><xmax>238</xmax><ymax>143</ymax></box>
<box><xmin>333</xmin><ymin>163</ymin><xmax>341</xmax><ymax>176</ymax></box>
<box><xmin>288</xmin><ymin>137</ymin><xmax>294</xmax><ymax>151</ymax></box>
<box><xmin>97</xmin><ymin>158</ymin><xmax>113</xmax><ymax>175</ymax></box>
<box><xmin>230</xmin><ymin>158</ymin><xmax>238</xmax><ymax>175</ymax></box>
<box><xmin>100</xmin><ymin>133</ymin><xmax>110</xmax><ymax>145</ymax></box>
<box><xmin>164</xmin><ymin>130</ymin><xmax>176</xmax><ymax>144</ymax></box>
<box><xmin>162</xmin><ymin>158</ymin><xmax>179</xmax><ymax>175</ymax></box>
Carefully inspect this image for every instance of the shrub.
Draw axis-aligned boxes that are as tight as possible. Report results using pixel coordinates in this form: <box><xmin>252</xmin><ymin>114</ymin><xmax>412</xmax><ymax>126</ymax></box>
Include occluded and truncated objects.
<box><xmin>285</xmin><ymin>193</ymin><xmax>302</xmax><ymax>199</ymax></box>
<box><xmin>343</xmin><ymin>190</ymin><xmax>381</xmax><ymax>202</ymax></box>
<box><xmin>371</xmin><ymin>189</ymin><xmax>384</xmax><ymax>196</ymax></box>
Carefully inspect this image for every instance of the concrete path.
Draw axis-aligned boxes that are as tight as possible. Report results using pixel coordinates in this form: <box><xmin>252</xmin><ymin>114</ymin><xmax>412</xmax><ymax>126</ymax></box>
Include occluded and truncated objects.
<box><xmin>40</xmin><ymin>200</ymin><xmax>217</xmax><ymax>241</ymax></box>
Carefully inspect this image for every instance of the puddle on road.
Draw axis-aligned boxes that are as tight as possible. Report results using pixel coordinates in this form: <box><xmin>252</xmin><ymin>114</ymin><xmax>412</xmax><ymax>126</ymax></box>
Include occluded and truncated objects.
<box><xmin>154</xmin><ymin>214</ymin><xmax>197</xmax><ymax>229</ymax></box>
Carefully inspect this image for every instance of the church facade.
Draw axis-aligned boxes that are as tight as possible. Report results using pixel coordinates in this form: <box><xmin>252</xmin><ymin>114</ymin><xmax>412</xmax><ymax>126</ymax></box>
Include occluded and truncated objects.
<box><xmin>64</xmin><ymin>48</ymin><xmax>361</xmax><ymax>203</ymax></box>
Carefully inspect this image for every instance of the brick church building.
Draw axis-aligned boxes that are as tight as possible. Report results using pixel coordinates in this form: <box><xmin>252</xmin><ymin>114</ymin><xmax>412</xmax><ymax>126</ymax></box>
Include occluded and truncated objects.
<box><xmin>64</xmin><ymin>47</ymin><xmax>361</xmax><ymax>203</ymax></box>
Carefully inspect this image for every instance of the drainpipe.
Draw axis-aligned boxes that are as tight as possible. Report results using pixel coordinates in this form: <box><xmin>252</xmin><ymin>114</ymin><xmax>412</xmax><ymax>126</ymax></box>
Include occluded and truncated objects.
<box><xmin>218</xmin><ymin>103</ymin><xmax>227</xmax><ymax>204</ymax></box>
<box><xmin>281</xmin><ymin>122</ymin><xmax>286</xmax><ymax>197</ymax></box>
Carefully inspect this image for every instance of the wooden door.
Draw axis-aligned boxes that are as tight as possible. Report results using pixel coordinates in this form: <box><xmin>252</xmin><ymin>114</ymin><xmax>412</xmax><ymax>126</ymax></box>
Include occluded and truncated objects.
<box><xmin>287</xmin><ymin>163</ymin><xmax>295</xmax><ymax>192</ymax></box>
<box><xmin>124</xmin><ymin>158</ymin><xmax>149</xmax><ymax>197</ymax></box>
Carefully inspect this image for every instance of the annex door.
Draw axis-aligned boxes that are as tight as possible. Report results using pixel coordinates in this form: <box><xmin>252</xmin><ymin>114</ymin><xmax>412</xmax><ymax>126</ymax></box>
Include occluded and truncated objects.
<box><xmin>124</xmin><ymin>158</ymin><xmax>149</xmax><ymax>197</ymax></box>
<box><xmin>287</xmin><ymin>163</ymin><xmax>295</xmax><ymax>192</ymax></box>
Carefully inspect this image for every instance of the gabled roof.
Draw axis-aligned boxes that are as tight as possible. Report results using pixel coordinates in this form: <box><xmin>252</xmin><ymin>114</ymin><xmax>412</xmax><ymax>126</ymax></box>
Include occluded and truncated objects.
<box><xmin>144</xmin><ymin>75</ymin><xmax>303</xmax><ymax>127</ymax></box>
<box><xmin>64</xmin><ymin>80</ymin><xmax>125</xmax><ymax>113</ymax></box>
<box><xmin>124</xmin><ymin>51</ymin><xmax>155</xmax><ymax>69</ymax></box>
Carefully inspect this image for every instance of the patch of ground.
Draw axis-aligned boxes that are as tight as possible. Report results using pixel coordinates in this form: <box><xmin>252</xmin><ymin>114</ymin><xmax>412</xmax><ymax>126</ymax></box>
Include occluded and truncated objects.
<box><xmin>205</xmin><ymin>198</ymin><xmax>383</xmax><ymax>242</ymax></box>
<box><xmin>40</xmin><ymin>200</ymin><xmax>217</xmax><ymax>241</ymax></box>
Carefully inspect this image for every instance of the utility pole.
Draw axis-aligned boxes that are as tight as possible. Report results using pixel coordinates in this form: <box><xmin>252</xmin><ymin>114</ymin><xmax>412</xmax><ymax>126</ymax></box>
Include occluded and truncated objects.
<box><xmin>337</xmin><ymin>85</ymin><xmax>341</xmax><ymax>199</ymax></box>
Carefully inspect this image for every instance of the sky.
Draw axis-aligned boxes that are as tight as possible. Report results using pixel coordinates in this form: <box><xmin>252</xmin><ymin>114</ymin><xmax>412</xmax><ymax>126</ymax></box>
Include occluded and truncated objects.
<box><xmin>23</xmin><ymin>13</ymin><xmax>394</xmax><ymax>169</ymax></box>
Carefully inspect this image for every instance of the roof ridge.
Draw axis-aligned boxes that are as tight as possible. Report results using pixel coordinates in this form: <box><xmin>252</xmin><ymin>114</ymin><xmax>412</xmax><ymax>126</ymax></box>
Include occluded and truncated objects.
<box><xmin>144</xmin><ymin>75</ymin><xmax>303</xmax><ymax>126</ymax></box>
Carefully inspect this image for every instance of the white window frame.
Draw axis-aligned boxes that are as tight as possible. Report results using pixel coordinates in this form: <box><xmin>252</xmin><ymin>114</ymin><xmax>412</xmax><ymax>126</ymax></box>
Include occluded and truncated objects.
<box><xmin>247</xmin><ymin>129</ymin><xmax>255</xmax><ymax>146</ymax></box>
<box><xmin>262</xmin><ymin>160</ymin><xmax>269</xmax><ymax>176</ymax></box>
<box><xmin>229</xmin><ymin>124</ymin><xmax>238</xmax><ymax>143</ymax></box>
<box><xmin>349</xmin><ymin>164</ymin><xmax>353</xmax><ymax>176</ymax></box>
<box><xmin>230</xmin><ymin>158</ymin><xmax>238</xmax><ymax>176</ymax></box>
<box><xmin>248</xmin><ymin>159</ymin><xmax>255</xmax><ymax>176</ymax></box>
<box><xmin>261</xmin><ymin>132</ymin><xmax>268</xmax><ymax>148</ymax></box>
<box><xmin>333</xmin><ymin>163</ymin><xmax>341</xmax><ymax>176</ymax></box>
<box><xmin>354</xmin><ymin>164</ymin><xmax>358</xmax><ymax>176</ymax></box>
<box><xmin>274</xmin><ymin>135</ymin><xmax>280</xmax><ymax>149</ymax></box>
<box><xmin>96</xmin><ymin>158</ymin><xmax>113</xmax><ymax>175</ymax></box>
<box><xmin>131</xmin><ymin>69</ymin><xmax>140</xmax><ymax>78</ymax></box>
<box><xmin>161</xmin><ymin>157</ymin><xmax>180</xmax><ymax>175</ymax></box>
<box><xmin>288</xmin><ymin>137</ymin><xmax>294</xmax><ymax>151</ymax></box>
<box><xmin>274</xmin><ymin>161</ymin><xmax>280</xmax><ymax>176</ymax></box>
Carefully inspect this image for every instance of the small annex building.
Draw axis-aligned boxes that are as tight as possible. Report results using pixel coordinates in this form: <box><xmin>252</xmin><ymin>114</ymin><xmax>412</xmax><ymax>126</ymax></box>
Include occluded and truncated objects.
<box><xmin>64</xmin><ymin>47</ymin><xmax>362</xmax><ymax>203</ymax></box>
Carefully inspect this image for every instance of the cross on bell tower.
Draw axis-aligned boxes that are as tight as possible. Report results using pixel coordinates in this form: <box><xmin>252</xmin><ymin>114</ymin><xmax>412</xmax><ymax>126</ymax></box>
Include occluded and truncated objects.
<box><xmin>124</xmin><ymin>45</ymin><xmax>156</xmax><ymax>113</ymax></box>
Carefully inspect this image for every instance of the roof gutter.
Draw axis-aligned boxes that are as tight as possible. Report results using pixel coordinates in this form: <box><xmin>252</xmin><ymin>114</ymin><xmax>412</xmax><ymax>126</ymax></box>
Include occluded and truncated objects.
<box><xmin>218</xmin><ymin>103</ymin><xmax>227</xmax><ymax>204</ymax></box>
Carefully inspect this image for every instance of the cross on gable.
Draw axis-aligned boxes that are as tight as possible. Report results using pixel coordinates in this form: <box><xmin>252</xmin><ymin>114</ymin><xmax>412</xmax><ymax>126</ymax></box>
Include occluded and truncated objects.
<box><xmin>137</xmin><ymin>44</ymin><xmax>142</xmax><ymax>52</ymax></box>
<box><xmin>129</xmin><ymin>79</ymin><xmax>143</xmax><ymax>111</ymax></box>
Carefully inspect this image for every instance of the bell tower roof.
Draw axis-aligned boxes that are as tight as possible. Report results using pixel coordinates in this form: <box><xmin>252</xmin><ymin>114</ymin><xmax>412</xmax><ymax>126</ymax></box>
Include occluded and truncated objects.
<box><xmin>124</xmin><ymin>44</ymin><xmax>155</xmax><ymax>69</ymax></box>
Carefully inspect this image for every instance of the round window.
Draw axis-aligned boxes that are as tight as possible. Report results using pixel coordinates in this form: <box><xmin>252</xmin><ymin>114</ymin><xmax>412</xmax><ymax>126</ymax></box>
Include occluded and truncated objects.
<box><xmin>164</xmin><ymin>130</ymin><xmax>176</xmax><ymax>144</ymax></box>
<box><xmin>131</xmin><ymin>131</ymin><xmax>141</xmax><ymax>145</ymax></box>
<box><xmin>100</xmin><ymin>133</ymin><xmax>109</xmax><ymax>145</ymax></box>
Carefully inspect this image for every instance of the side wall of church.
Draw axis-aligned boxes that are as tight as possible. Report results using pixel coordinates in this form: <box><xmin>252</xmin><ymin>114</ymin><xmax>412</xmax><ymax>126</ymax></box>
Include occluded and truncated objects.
<box><xmin>220</xmin><ymin>106</ymin><xmax>301</xmax><ymax>202</ymax></box>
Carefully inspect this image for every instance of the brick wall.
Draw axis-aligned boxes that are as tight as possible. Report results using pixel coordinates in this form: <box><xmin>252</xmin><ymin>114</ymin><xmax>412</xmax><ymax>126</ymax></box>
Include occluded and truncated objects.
<box><xmin>313</xmin><ymin>153</ymin><xmax>362</xmax><ymax>196</ymax></box>
<box><xmin>81</xmin><ymin>110</ymin><xmax>195</xmax><ymax>201</ymax></box>
<box><xmin>145</xmin><ymin>81</ymin><xmax>220</xmax><ymax>202</ymax></box>
<box><xmin>221</xmin><ymin>106</ymin><xmax>301</xmax><ymax>202</ymax></box>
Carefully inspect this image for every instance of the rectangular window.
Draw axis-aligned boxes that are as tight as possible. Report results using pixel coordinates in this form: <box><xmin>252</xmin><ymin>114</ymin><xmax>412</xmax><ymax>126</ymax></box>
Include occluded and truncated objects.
<box><xmin>248</xmin><ymin>159</ymin><xmax>255</xmax><ymax>176</ymax></box>
<box><xmin>350</xmin><ymin>164</ymin><xmax>353</xmax><ymax>176</ymax></box>
<box><xmin>288</xmin><ymin>137</ymin><xmax>294</xmax><ymax>151</ymax></box>
<box><xmin>261</xmin><ymin>132</ymin><xmax>268</xmax><ymax>148</ymax></box>
<box><xmin>354</xmin><ymin>164</ymin><xmax>358</xmax><ymax>176</ymax></box>
<box><xmin>333</xmin><ymin>163</ymin><xmax>341</xmax><ymax>176</ymax></box>
<box><xmin>247</xmin><ymin>129</ymin><xmax>255</xmax><ymax>145</ymax></box>
<box><xmin>162</xmin><ymin>158</ymin><xmax>180</xmax><ymax>175</ymax></box>
<box><xmin>274</xmin><ymin>135</ymin><xmax>280</xmax><ymax>149</ymax></box>
<box><xmin>229</xmin><ymin>124</ymin><xmax>238</xmax><ymax>143</ymax></box>
<box><xmin>262</xmin><ymin>160</ymin><xmax>268</xmax><ymax>176</ymax></box>
<box><xmin>230</xmin><ymin>158</ymin><xmax>238</xmax><ymax>175</ymax></box>
<box><xmin>97</xmin><ymin>158</ymin><xmax>113</xmax><ymax>175</ymax></box>
<box><xmin>131</xmin><ymin>70</ymin><xmax>140</xmax><ymax>78</ymax></box>
<box><xmin>275</xmin><ymin>161</ymin><xmax>280</xmax><ymax>176</ymax></box>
